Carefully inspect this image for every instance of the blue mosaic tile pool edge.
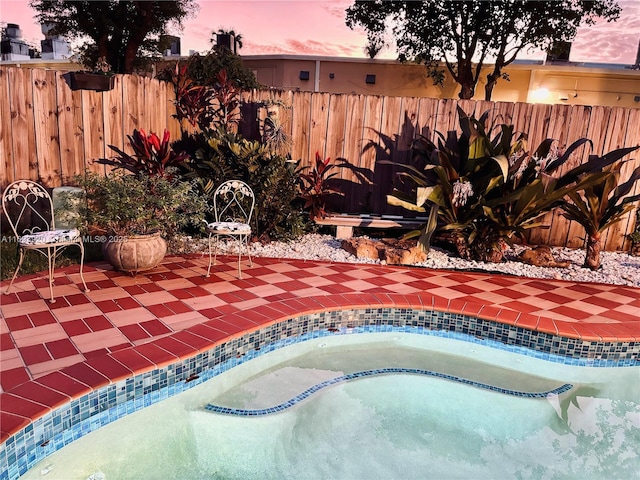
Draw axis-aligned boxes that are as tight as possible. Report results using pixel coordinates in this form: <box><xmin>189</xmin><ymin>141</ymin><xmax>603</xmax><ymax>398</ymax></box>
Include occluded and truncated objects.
<box><xmin>204</xmin><ymin>368</ymin><xmax>574</xmax><ymax>416</ymax></box>
<box><xmin>1</xmin><ymin>307</ymin><xmax>638</xmax><ymax>480</ymax></box>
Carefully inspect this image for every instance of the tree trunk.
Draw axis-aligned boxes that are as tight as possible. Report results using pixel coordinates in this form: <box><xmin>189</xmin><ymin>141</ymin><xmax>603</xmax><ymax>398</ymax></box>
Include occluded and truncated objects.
<box><xmin>484</xmin><ymin>72</ymin><xmax>498</xmax><ymax>101</ymax></box>
<box><xmin>455</xmin><ymin>57</ymin><xmax>477</xmax><ymax>99</ymax></box>
<box><xmin>458</xmin><ymin>83</ymin><xmax>475</xmax><ymax>100</ymax></box>
<box><xmin>454</xmin><ymin>234</ymin><xmax>470</xmax><ymax>259</ymax></box>
<box><xmin>584</xmin><ymin>233</ymin><xmax>601</xmax><ymax>270</ymax></box>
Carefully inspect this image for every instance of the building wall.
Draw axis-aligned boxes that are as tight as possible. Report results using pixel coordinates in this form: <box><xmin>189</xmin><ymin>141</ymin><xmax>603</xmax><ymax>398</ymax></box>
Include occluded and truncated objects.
<box><xmin>3</xmin><ymin>54</ymin><xmax>639</xmax><ymax>108</ymax></box>
<box><xmin>243</xmin><ymin>55</ymin><xmax>640</xmax><ymax>108</ymax></box>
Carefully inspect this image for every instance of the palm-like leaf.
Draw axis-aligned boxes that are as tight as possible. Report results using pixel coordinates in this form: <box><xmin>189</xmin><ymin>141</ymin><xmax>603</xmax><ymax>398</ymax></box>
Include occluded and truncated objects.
<box><xmin>561</xmin><ymin>161</ymin><xmax>640</xmax><ymax>236</ymax></box>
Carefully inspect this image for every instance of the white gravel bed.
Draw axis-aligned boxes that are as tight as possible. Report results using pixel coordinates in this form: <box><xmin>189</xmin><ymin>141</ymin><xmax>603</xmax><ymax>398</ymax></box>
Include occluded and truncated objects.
<box><xmin>184</xmin><ymin>233</ymin><xmax>640</xmax><ymax>287</ymax></box>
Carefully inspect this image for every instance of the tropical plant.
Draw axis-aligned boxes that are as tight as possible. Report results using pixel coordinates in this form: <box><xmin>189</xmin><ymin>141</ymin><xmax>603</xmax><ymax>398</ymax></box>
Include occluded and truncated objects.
<box><xmin>385</xmin><ymin>108</ymin><xmax>517</xmax><ymax>259</ymax></box>
<box><xmin>162</xmin><ymin>66</ymin><xmax>243</xmax><ymax>134</ymax></box>
<box><xmin>188</xmin><ymin>130</ymin><xmax>267</xmax><ymax>192</ymax></box>
<box><xmin>183</xmin><ymin>129</ymin><xmax>305</xmax><ymax>241</ymax></box>
<box><xmin>210</xmin><ymin>69</ymin><xmax>242</xmax><ymax>130</ymax></box>
<box><xmin>345</xmin><ymin>0</ymin><xmax>620</xmax><ymax>100</ymax></box>
<box><xmin>385</xmin><ymin>107</ymin><xmax>627</xmax><ymax>262</ymax></box>
<box><xmin>258</xmin><ymin>100</ymin><xmax>292</xmax><ymax>155</ymax></box>
<box><xmin>96</xmin><ymin>129</ymin><xmax>189</xmax><ymax>178</ymax></box>
<box><xmin>162</xmin><ymin>57</ymin><xmax>304</xmax><ymax>241</ymax></box>
<box><xmin>167</xmin><ymin>62</ymin><xmax>215</xmax><ymax>130</ymax></box>
<box><xmin>298</xmin><ymin>152</ymin><xmax>344</xmax><ymax>221</ymax></box>
<box><xmin>250</xmin><ymin>155</ymin><xmax>307</xmax><ymax>242</ymax></box>
<box><xmin>560</xmin><ymin>155</ymin><xmax>640</xmax><ymax>269</ymax></box>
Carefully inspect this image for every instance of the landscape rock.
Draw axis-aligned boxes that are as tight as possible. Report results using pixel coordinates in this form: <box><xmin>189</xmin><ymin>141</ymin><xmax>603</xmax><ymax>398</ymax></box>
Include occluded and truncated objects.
<box><xmin>340</xmin><ymin>238</ymin><xmax>427</xmax><ymax>265</ymax></box>
<box><xmin>207</xmin><ymin>233</ymin><xmax>639</xmax><ymax>287</ymax></box>
<box><xmin>341</xmin><ymin>238</ymin><xmax>381</xmax><ymax>260</ymax></box>
<box><xmin>518</xmin><ymin>245</ymin><xmax>571</xmax><ymax>268</ymax></box>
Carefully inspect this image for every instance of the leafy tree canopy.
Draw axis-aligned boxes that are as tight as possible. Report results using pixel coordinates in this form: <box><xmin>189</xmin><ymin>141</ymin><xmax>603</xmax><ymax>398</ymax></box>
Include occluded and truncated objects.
<box><xmin>346</xmin><ymin>0</ymin><xmax>621</xmax><ymax>100</ymax></box>
<box><xmin>30</xmin><ymin>0</ymin><xmax>198</xmax><ymax>73</ymax></box>
<box><xmin>183</xmin><ymin>47</ymin><xmax>260</xmax><ymax>90</ymax></box>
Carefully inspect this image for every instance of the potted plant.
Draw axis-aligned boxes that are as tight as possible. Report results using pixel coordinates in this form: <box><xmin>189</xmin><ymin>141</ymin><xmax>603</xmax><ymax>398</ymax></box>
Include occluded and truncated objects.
<box><xmin>73</xmin><ymin>171</ymin><xmax>205</xmax><ymax>273</ymax></box>
<box><xmin>68</xmin><ymin>56</ymin><xmax>115</xmax><ymax>92</ymax></box>
<box><xmin>67</xmin><ymin>128</ymin><xmax>206</xmax><ymax>273</ymax></box>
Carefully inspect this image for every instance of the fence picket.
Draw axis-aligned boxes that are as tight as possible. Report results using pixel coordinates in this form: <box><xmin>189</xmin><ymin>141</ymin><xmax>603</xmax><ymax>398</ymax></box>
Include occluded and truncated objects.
<box><xmin>32</xmin><ymin>69</ymin><xmax>62</xmax><ymax>186</ymax></box>
<box><xmin>56</xmin><ymin>76</ymin><xmax>85</xmax><ymax>182</ymax></box>
<box><xmin>0</xmin><ymin>67</ymin><xmax>14</xmax><ymax>185</ymax></box>
<box><xmin>8</xmin><ymin>68</ymin><xmax>38</xmax><ymax>183</ymax></box>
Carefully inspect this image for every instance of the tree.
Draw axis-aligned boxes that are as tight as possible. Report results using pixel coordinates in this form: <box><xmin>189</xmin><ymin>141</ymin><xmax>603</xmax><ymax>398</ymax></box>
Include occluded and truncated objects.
<box><xmin>181</xmin><ymin>48</ymin><xmax>259</xmax><ymax>90</ymax></box>
<box><xmin>345</xmin><ymin>0</ymin><xmax>621</xmax><ymax>100</ymax></box>
<box><xmin>30</xmin><ymin>0</ymin><xmax>198</xmax><ymax>73</ymax></box>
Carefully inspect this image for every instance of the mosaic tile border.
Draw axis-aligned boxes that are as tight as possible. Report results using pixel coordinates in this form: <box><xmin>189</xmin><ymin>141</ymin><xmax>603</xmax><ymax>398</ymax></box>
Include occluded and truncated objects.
<box><xmin>2</xmin><ymin>307</ymin><xmax>639</xmax><ymax>480</ymax></box>
<box><xmin>204</xmin><ymin>368</ymin><xmax>574</xmax><ymax>416</ymax></box>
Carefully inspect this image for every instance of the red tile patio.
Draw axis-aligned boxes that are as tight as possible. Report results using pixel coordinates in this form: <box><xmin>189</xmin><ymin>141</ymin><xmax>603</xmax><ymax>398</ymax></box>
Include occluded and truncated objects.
<box><xmin>1</xmin><ymin>253</ymin><xmax>639</xmax><ymax>442</ymax></box>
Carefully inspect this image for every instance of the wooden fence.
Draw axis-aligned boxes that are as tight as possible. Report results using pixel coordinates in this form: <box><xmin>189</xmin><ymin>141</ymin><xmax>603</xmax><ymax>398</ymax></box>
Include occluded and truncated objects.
<box><xmin>1</xmin><ymin>66</ymin><xmax>639</xmax><ymax>251</ymax></box>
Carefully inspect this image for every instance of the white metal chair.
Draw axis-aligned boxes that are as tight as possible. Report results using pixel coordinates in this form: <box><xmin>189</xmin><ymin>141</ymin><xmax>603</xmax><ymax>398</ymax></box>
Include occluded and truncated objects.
<box><xmin>205</xmin><ymin>180</ymin><xmax>254</xmax><ymax>278</ymax></box>
<box><xmin>2</xmin><ymin>180</ymin><xmax>89</xmax><ymax>303</ymax></box>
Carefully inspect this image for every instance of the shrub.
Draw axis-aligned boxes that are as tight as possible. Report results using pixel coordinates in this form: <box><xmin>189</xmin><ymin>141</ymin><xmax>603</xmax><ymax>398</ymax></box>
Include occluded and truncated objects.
<box><xmin>164</xmin><ymin>59</ymin><xmax>307</xmax><ymax>242</ymax></box>
<box><xmin>385</xmin><ymin>107</ymin><xmax>634</xmax><ymax>262</ymax></box>
<box><xmin>70</xmin><ymin>171</ymin><xmax>207</xmax><ymax>250</ymax></box>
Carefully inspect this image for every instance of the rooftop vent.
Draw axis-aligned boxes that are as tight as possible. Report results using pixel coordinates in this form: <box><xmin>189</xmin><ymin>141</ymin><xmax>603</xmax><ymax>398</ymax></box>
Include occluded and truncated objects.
<box><xmin>4</xmin><ymin>24</ymin><xmax>22</xmax><ymax>39</ymax></box>
<box><xmin>216</xmin><ymin>33</ymin><xmax>234</xmax><ymax>52</ymax></box>
<box><xmin>546</xmin><ymin>41</ymin><xmax>571</xmax><ymax>63</ymax></box>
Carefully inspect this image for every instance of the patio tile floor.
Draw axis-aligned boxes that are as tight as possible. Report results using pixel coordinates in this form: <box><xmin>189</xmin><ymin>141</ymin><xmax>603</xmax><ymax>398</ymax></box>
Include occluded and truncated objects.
<box><xmin>0</xmin><ymin>253</ymin><xmax>639</xmax><ymax>442</ymax></box>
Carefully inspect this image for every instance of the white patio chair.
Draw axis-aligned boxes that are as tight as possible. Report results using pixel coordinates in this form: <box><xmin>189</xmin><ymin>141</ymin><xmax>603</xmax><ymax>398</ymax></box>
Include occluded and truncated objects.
<box><xmin>205</xmin><ymin>180</ymin><xmax>254</xmax><ymax>279</ymax></box>
<box><xmin>2</xmin><ymin>180</ymin><xmax>89</xmax><ymax>303</ymax></box>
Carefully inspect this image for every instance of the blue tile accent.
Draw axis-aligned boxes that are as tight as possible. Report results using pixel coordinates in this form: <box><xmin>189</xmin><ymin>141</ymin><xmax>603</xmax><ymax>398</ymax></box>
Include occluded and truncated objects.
<box><xmin>204</xmin><ymin>368</ymin><xmax>573</xmax><ymax>416</ymax></box>
<box><xmin>1</xmin><ymin>307</ymin><xmax>638</xmax><ymax>480</ymax></box>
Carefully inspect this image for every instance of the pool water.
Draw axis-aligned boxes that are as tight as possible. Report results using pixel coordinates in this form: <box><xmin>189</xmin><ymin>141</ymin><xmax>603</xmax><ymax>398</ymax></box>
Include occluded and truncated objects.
<box><xmin>24</xmin><ymin>333</ymin><xmax>640</xmax><ymax>479</ymax></box>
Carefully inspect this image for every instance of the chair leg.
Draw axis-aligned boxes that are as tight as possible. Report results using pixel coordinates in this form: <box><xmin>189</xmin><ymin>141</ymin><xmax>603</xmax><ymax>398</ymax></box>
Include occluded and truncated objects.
<box><xmin>245</xmin><ymin>234</ymin><xmax>253</xmax><ymax>267</ymax></box>
<box><xmin>237</xmin><ymin>236</ymin><xmax>242</xmax><ymax>279</ymax></box>
<box><xmin>206</xmin><ymin>233</ymin><xmax>219</xmax><ymax>278</ymax></box>
<box><xmin>4</xmin><ymin>248</ymin><xmax>25</xmax><ymax>295</ymax></box>
<box><xmin>77</xmin><ymin>242</ymin><xmax>90</xmax><ymax>293</ymax></box>
<box><xmin>213</xmin><ymin>235</ymin><xmax>219</xmax><ymax>267</ymax></box>
<box><xmin>236</xmin><ymin>234</ymin><xmax>252</xmax><ymax>279</ymax></box>
<box><xmin>47</xmin><ymin>246</ymin><xmax>56</xmax><ymax>303</ymax></box>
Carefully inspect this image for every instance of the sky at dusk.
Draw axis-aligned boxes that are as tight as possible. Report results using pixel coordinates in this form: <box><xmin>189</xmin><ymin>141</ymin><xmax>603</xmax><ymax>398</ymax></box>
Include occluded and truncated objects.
<box><xmin>1</xmin><ymin>0</ymin><xmax>639</xmax><ymax>65</ymax></box>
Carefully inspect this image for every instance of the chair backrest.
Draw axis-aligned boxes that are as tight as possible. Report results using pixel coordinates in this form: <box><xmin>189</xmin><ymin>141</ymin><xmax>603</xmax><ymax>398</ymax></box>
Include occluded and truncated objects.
<box><xmin>213</xmin><ymin>180</ymin><xmax>255</xmax><ymax>224</ymax></box>
<box><xmin>2</xmin><ymin>180</ymin><xmax>55</xmax><ymax>237</ymax></box>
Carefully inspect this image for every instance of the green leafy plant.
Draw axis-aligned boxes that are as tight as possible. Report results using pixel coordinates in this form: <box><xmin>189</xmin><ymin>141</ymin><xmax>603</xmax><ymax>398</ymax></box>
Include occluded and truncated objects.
<box><xmin>384</xmin><ymin>108</ymin><xmax>520</xmax><ymax>259</ymax></box>
<box><xmin>72</xmin><ymin>171</ymin><xmax>207</xmax><ymax>247</ymax></box>
<box><xmin>298</xmin><ymin>152</ymin><xmax>344</xmax><ymax>221</ymax></box>
<box><xmin>385</xmin><ymin>107</ymin><xmax>629</xmax><ymax>263</ymax></box>
<box><xmin>97</xmin><ymin>129</ymin><xmax>189</xmax><ymax>178</ymax></box>
<box><xmin>561</xmin><ymin>155</ymin><xmax>640</xmax><ymax>269</ymax></box>
<box><xmin>162</xmin><ymin>61</ymin><xmax>305</xmax><ymax>242</ymax></box>
<box><xmin>178</xmin><ymin>47</ymin><xmax>259</xmax><ymax>91</ymax></box>
<box><xmin>189</xmin><ymin>129</ymin><xmax>305</xmax><ymax>241</ymax></box>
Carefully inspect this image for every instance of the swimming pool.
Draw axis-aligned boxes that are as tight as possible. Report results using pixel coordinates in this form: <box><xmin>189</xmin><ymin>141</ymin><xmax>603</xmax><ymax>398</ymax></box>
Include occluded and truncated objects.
<box><xmin>21</xmin><ymin>332</ymin><xmax>640</xmax><ymax>479</ymax></box>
